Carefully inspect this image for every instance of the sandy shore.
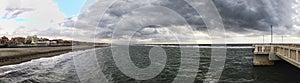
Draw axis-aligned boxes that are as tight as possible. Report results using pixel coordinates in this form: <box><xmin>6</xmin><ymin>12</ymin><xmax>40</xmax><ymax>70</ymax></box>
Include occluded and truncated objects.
<box><xmin>0</xmin><ymin>46</ymin><xmax>105</xmax><ymax>66</ymax></box>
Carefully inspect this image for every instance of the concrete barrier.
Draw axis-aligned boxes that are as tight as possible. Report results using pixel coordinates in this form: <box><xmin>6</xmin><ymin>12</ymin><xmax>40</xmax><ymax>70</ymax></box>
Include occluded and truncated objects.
<box><xmin>253</xmin><ymin>44</ymin><xmax>300</xmax><ymax>68</ymax></box>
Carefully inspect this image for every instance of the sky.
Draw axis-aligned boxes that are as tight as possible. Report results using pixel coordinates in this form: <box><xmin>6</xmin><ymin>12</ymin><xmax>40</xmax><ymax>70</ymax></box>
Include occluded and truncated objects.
<box><xmin>0</xmin><ymin>0</ymin><xmax>300</xmax><ymax>44</ymax></box>
<box><xmin>54</xmin><ymin>0</ymin><xmax>87</xmax><ymax>17</ymax></box>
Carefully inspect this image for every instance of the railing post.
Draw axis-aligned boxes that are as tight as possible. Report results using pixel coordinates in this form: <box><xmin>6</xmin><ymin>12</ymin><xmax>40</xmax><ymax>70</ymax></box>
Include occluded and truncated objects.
<box><xmin>296</xmin><ymin>49</ymin><xmax>299</xmax><ymax>62</ymax></box>
<box><xmin>271</xmin><ymin>46</ymin><xmax>274</xmax><ymax>53</ymax></box>
<box><xmin>280</xmin><ymin>47</ymin><xmax>282</xmax><ymax>54</ymax></box>
<box><xmin>281</xmin><ymin>47</ymin><xmax>284</xmax><ymax>55</ymax></box>
<box><xmin>278</xmin><ymin>47</ymin><xmax>280</xmax><ymax>54</ymax></box>
<box><xmin>262</xmin><ymin>46</ymin><xmax>265</xmax><ymax>52</ymax></box>
<box><xmin>255</xmin><ymin>45</ymin><xmax>258</xmax><ymax>52</ymax></box>
<box><xmin>285</xmin><ymin>48</ymin><xmax>288</xmax><ymax>56</ymax></box>
<box><xmin>288</xmin><ymin>47</ymin><xmax>291</xmax><ymax>58</ymax></box>
<box><xmin>282</xmin><ymin>47</ymin><xmax>284</xmax><ymax>56</ymax></box>
<box><xmin>284</xmin><ymin>47</ymin><xmax>286</xmax><ymax>56</ymax></box>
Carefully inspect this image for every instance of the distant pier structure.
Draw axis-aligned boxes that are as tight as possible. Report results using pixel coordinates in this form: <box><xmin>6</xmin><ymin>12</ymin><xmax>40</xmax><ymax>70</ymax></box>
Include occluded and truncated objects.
<box><xmin>253</xmin><ymin>44</ymin><xmax>300</xmax><ymax>68</ymax></box>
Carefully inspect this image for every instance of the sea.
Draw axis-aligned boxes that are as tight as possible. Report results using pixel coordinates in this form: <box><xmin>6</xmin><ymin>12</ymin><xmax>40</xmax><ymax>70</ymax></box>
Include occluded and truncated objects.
<box><xmin>1</xmin><ymin>45</ymin><xmax>300</xmax><ymax>83</ymax></box>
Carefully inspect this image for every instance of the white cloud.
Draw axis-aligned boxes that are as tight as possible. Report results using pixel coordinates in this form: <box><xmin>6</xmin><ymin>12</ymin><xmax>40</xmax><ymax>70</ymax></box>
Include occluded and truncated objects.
<box><xmin>0</xmin><ymin>0</ymin><xmax>67</xmax><ymax>39</ymax></box>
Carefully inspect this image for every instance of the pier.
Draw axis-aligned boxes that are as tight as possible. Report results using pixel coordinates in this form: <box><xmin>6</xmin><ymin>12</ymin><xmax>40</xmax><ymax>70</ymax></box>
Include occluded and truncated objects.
<box><xmin>254</xmin><ymin>44</ymin><xmax>300</xmax><ymax>68</ymax></box>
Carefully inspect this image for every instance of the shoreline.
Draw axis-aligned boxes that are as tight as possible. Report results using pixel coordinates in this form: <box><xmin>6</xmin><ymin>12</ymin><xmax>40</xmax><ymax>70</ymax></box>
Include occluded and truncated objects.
<box><xmin>0</xmin><ymin>46</ymin><xmax>106</xmax><ymax>66</ymax></box>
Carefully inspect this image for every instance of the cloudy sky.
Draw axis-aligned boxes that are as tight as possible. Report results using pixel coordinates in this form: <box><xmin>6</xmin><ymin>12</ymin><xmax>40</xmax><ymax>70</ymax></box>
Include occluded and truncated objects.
<box><xmin>0</xmin><ymin>0</ymin><xmax>300</xmax><ymax>44</ymax></box>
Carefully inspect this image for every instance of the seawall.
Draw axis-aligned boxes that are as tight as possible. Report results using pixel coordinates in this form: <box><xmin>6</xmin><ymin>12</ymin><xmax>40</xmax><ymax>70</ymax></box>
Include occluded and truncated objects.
<box><xmin>0</xmin><ymin>46</ymin><xmax>104</xmax><ymax>66</ymax></box>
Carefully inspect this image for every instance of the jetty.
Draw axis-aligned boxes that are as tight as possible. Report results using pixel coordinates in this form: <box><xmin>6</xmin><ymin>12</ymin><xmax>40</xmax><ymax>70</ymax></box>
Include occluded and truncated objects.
<box><xmin>253</xmin><ymin>44</ymin><xmax>300</xmax><ymax>68</ymax></box>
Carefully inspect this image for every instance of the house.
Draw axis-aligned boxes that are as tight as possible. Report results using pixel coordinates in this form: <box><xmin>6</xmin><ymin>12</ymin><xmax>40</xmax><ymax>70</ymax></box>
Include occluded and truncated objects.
<box><xmin>0</xmin><ymin>39</ymin><xmax>3</xmax><ymax>47</ymax></box>
<box><xmin>0</xmin><ymin>36</ymin><xmax>9</xmax><ymax>44</ymax></box>
<box><xmin>11</xmin><ymin>37</ymin><xmax>26</xmax><ymax>44</ymax></box>
<box><xmin>63</xmin><ymin>40</ymin><xmax>72</xmax><ymax>44</ymax></box>
<box><xmin>25</xmin><ymin>35</ymin><xmax>38</xmax><ymax>44</ymax></box>
<box><xmin>35</xmin><ymin>40</ymin><xmax>50</xmax><ymax>46</ymax></box>
<box><xmin>52</xmin><ymin>39</ymin><xmax>64</xmax><ymax>44</ymax></box>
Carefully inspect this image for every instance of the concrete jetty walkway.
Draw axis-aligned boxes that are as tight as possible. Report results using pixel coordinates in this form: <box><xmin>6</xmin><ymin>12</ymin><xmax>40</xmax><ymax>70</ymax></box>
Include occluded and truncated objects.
<box><xmin>253</xmin><ymin>44</ymin><xmax>300</xmax><ymax>68</ymax></box>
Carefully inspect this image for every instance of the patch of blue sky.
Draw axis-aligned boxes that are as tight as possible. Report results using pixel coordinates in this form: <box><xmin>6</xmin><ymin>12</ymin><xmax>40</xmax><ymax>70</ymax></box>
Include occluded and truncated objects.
<box><xmin>54</xmin><ymin>0</ymin><xmax>89</xmax><ymax>18</ymax></box>
<box><xmin>0</xmin><ymin>17</ymin><xmax>31</xmax><ymax>23</ymax></box>
<box><xmin>14</xmin><ymin>18</ymin><xmax>31</xmax><ymax>22</ymax></box>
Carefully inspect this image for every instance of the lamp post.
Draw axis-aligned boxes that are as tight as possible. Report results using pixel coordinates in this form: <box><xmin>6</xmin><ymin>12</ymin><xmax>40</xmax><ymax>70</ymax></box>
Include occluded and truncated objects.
<box><xmin>271</xmin><ymin>25</ymin><xmax>273</xmax><ymax>44</ymax></box>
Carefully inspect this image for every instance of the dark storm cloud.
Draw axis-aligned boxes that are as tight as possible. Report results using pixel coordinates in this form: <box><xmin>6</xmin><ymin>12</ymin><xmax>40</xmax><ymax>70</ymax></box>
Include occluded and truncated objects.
<box><xmin>213</xmin><ymin>0</ymin><xmax>294</xmax><ymax>33</ymax></box>
<box><xmin>75</xmin><ymin>0</ymin><xmax>206</xmax><ymax>40</ymax></box>
<box><xmin>69</xmin><ymin>0</ymin><xmax>297</xmax><ymax>42</ymax></box>
<box><xmin>96</xmin><ymin>31</ymin><xmax>112</xmax><ymax>39</ymax></box>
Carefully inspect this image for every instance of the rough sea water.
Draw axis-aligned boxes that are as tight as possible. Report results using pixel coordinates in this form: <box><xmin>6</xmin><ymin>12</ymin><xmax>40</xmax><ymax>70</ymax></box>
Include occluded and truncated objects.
<box><xmin>1</xmin><ymin>46</ymin><xmax>300</xmax><ymax>83</ymax></box>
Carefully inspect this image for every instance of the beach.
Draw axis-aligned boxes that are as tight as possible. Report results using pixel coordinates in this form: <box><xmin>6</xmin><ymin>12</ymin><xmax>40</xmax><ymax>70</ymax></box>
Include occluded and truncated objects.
<box><xmin>0</xmin><ymin>46</ymin><xmax>104</xmax><ymax>66</ymax></box>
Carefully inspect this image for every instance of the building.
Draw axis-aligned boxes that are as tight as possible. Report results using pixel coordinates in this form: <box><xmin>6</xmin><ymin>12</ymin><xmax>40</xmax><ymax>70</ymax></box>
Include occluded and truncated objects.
<box><xmin>39</xmin><ymin>38</ymin><xmax>49</xmax><ymax>41</ymax></box>
<box><xmin>11</xmin><ymin>37</ymin><xmax>26</xmax><ymax>44</ymax></box>
<box><xmin>35</xmin><ymin>40</ymin><xmax>50</xmax><ymax>46</ymax></box>
<box><xmin>33</xmin><ymin>38</ymin><xmax>49</xmax><ymax>45</ymax></box>
<box><xmin>25</xmin><ymin>35</ymin><xmax>38</xmax><ymax>44</ymax></box>
<box><xmin>0</xmin><ymin>35</ymin><xmax>72</xmax><ymax>46</ymax></box>
<box><xmin>0</xmin><ymin>36</ymin><xmax>9</xmax><ymax>44</ymax></box>
<box><xmin>63</xmin><ymin>40</ymin><xmax>72</xmax><ymax>45</ymax></box>
<box><xmin>52</xmin><ymin>39</ymin><xmax>64</xmax><ymax>44</ymax></box>
<box><xmin>49</xmin><ymin>40</ymin><xmax>58</xmax><ymax>44</ymax></box>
